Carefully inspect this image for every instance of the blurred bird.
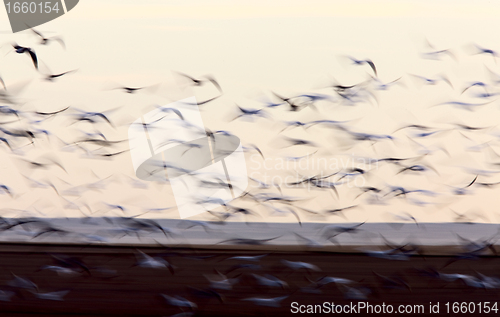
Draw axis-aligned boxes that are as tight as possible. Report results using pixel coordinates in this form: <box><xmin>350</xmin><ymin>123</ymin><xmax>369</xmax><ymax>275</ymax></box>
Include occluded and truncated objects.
<box><xmin>241</xmin><ymin>296</ymin><xmax>288</xmax><ymax>308</ymax></box>
<box><xmin>346</xmin><ymin>56</ymin><xmax>377</xmax><ymax>76</ymax></box>
<box><xmin>29</xmin><ymin>290</ymin><xmax>69</xmax><ymax>301</ymax></box>
<box><xmin>162</xmin><ymin>295</ymin><xmax>197</xmax><ymax>309</ymax></box>
<box><xmin>30</xmin><ymin>28</ymin><xmax>65</xmax><ymax>48</ymax></box>
<box><xmin>12</xmin><ymin>43</ymin><xmax>38</xmax><ymax>69</ymax></box>
<box><xmin>175</xmin><ymin>72</ymin><xmax>223</xmax><ymax>93</ymax></box>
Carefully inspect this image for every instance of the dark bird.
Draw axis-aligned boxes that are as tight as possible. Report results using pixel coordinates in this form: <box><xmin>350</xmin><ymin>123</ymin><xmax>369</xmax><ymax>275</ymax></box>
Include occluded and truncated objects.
<box><xmin>34</xmin><ymin>106</ymin><xmax>70</xmax><ymax>116</ymax></box>
<box><xmin>287</xmin><ymin>173</ymin><xmax>336</xmax><ymax>186</ymax></box>
<box><xmin>279</xmin><ymin>120</ymin><xmax>308</xmax><ymax>133</ymax></box>
<box><xmin>323</xmin><ymin>205</ymin><xmax>357</xmax><ymax>217</ymax></box>
<box><xmin>434</xmin><ymin>100</ymin><xmax>494</xmax><ymax>111</ymax></box>
<box><xmin>370</xmin><ymin>76</ymin><xmax>404</xmax><ymax>90</ymax></box>
<box><xmin>30</xmin><ymin>28</ymin><xmax>65</xmax><ymax>48</ymax></box>
<box><xmin>242</xmin><ymin>143</ymin><xmax>264</xmax><ymax>159</ymax></box>
<box><xmin>18</xmin><ymin>157</ymin><xmax>66</xmax><ymax>172</ymax></box>
<box><xmin>452</xmin><ymin>122</ymin><xmax>491</xmax><ymax>131</ymax></box>
<box><xmin>338</xmin><ymin>126</ymin><xmax>394</xmax><ymax>143</ymax></box>
<box><xmin>336</xmin><ymin>167</ymin><xmax>366</xmax><ymax>180</ymax></box>
<box><xmin>29</xmin><ymin>290</ymin><xmax>69</xmax><ymax>301</ymax></box>
<box><xmin>7</xmin><ymin>274</ymin><xmax>38</xmax><ymax>290</ymax></box>
<box><xmin>216</xmin><ymin>236</ymin><xmax>281</xmax><ymax>245</ymax></box>
<box><xmin>0</xmin><ymin>184</ymin><xmax>13</xmax><ymax>197</ymax></box>
<box><xmin>461</xmin><ymin>81</ymin><xmax>489</xmax><ymax>94</ymax></box>
<box><xmin>396</xmin><ymin>164</ymin><xmax>438</xmax><ymax>175</ymax></box>
<box><xmin>162</xmin><ymin>295</ymin><xmax>197</xmax><ymax>309</ymax></box>
<box><xmin>360</xmin><ymin>246</ymin><xmax>411</xmax><ymax>261</ymax></box>
<box><xmin>420</xmin><ymin>38</ymin><xmax>456</xmax><ymax>61</ymax></box>
<box><xmin>115</xmin><ymin>86</ymin><xmax>147</xmax><ymax>94</ymax></box>
<box><xmin>12</xmin><ymin>43</ymin><xmax>38</xmax><ymax>69</ymax></box>
<box><xmin>241</xmin><ymin>296</ymin><xmax>288</xmax><ymax>308</ymax></box>
<box><xmin>251</xmin><ymin>274</ymin><xmax>288</xmax><ymax>288</ymax></box>
<box><xmin>305</xmin><ymin>276</ymin><xmax>355</xmax><ymax>290</ymax></box>
<box><xmin>176</xmin><ymin>220</ymin><xmax>221</xmax><ymax>234</ymax></box>
<box><xmin>331</xmin><ymin>83</ymin><xmax>357</xmax><ymax>92</ymax></box>
<box><xmin>135</xmin><ymin>250</ymin><xmax>175</xmax><ymax>273</ymax></box>
<box><xmin>0</xmin><ymin>137</ymin><xmax>11</xmax><ymax>150</ymax></box>
<box><xmin>157</xmin><ymin>107</ymin><xmax>184</xmax><ymax>120</ymax></box>
<box><xmin>272</xmin><ymin>92</ymin><xmax>306</xmax><ymax>112</ymax></box>
<box><xmin>0</xmin><ymin>74</ymin><xmax>5</xmax><ymax>90</ymax></box>
<box><xmin>346</xmin><ymin>56</ymin><xmax>377</xmax><ymax>76</ymax></box>
<box><xmin>475</xmin><ymin>181</ymin><xmax>500</xmax><ymax>188</ymax></box>
<box><xmin>321</xmin><ymin>222</ymin><xmax>366</xmax><ymax>241</ymax></box>
<box><xmin>384</xmin><ymin>186</ymin><xmax>436</xmax><ymax>198</ymax></box>
<box><xmin>0</xmin><ymin>105</ymin><xmax>17</xmax><ymax>118</ymax></box>
<box><xmin>281</xmin><ymin>136</ymin><xmax>318</xmax><ymax>148</ymax></box>
<box><xmin>449</xmin><ymin>175</ymin><xmax>477</xmax><ymax>195</ymax></box>
<box><xmin>410</xmin><ymin>73</ymin><xmax>452</xmax><ymax>88</ymax></box>
<box><xmin>71</xmin><ymin>108</ymin><xmax>117</xmax><ymax>126</ymax></box>
<box><xmin>231</xmin><ymin>105</ymin><xmax>268</xmax><ymax>121</ymax></box>
<box><xmin>180</xmin><ymin>95</ymin><xmax>221</xmax><ymax>106</ymax></box>
<box><xmin>188</xmin><ymin>287</ymin><xmax>224</xmax><ymax>303</ymax></box>
<box><xmin>392</xmin><ymin>124</ymin><xmax>434</xmax><ymax>133</ymax></box>
<box><xmin>224</xmin><ymin>254</ymin><xmax>267</xmax><ymax>262</ymax></box>
<box><xmin>373</xmin><ymin>272</ymin><xmax>411</xmax><ymax>290</ymax></box>
<box><xmin>468</xmin><ymin>43</ymin><xmax>499</xmax><ymax>61</ymax></box>
<box><xmin>50</xmin><ymin>254</ymin><xmax>91</xmax><ymax>275</ymax></box>
<box><xmin>420</xmin><ymin>49</ymin><xmax>456</xmax><ymax>61</ymax></box>
<box><xmin>281</xmin><ymin>259</ymin><xmax>321</xmax><ymax>271</ymax></box>
<box><xmin>175</xmin><ymin>72</ymin><xmax>223</xmax><ymax>93</ymax></box>
<box><xmin>0</xmin><ymin>127</ymin><xmax>35</xmax><ymax>142</ymax></box>
<box><xmin>265</xmin><ymin>204</ymin><xmax>302</xmax><ymax>226</ymax></box>
<box><xmin>95</xmin><ymin>150</ymin><xmax>130</xmax><ymax>158</ymax></box>
<box><xmin>43</xmin><ymin>69</ymin><xmax>76</xmax><ymax>82</ymax></box>
<box><xmin>73</xmin><ymin>138</ymin><xmax>126</xmax><ymax>147</ymax></box>
<box><xmin>304</xmin><ymin>119</ymin><xmax>351</xmax><ymax>129</ymax></box>
<box><xmin>34</xmin><ymin>223</ymin><xmax>72</xmax><ymax>238</ymax></box>
<box><xmin>355</xmin><ymin>186</ymin><xmax>382</xmax><ymax>199</ymax></box>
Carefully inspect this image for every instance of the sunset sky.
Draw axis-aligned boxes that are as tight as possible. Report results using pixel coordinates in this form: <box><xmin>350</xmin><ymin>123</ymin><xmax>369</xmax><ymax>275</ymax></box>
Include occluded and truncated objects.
<box><xmin>0</xmin><ymin>1</ymin><xmax>499</xmax><ymax>225</ymax></box>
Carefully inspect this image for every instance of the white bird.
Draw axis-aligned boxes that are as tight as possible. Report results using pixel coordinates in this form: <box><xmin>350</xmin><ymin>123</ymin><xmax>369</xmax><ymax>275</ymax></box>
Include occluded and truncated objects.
<box><xmin>135</xmin><ymin>251</ymin><xmax>174</xmax><ymax>273</ymax></box>
<box><xmin>162</xmin><ymin>295</ymin><xmax>197</xmax><ymax>309</ymax></box>
<box><xmin>252</xmin><ymin>274</ymin><xmax>288</xmax><ymax>288</ymax></box>
<box><xmin>341</xmin><ymin>285</ymin><xmax>369</xmax><ymax>300</ymax></box>
<box><xmin>40</xmin><ymin>265</ymin><xmax>80</xmax><ymax>276</ymax></box>
<box><xmin>241</xmin><ymin>295</ymin><xmax>288</xmax><ymax>307</ymax></box>
<box><xmin>0</xmin><ymin>290</ymin><xmax>14</xmax><ymax>302</ymax></box>
<box><xmin>7</xmin><ymin>274</ymin><xmax>37</xmax><ymax>290</ymax></box>
<box><xmin>313</xmin><ymin>276</ymin><xmax>355</xmax><ymax>287</ymax></box>
<box><xmin>30</xmin><ymin>290</ymin><xmax>69</xmax><ymax>301</ymax></box>
<box><xmin>204</xmin><ymin>271</ymin><xmax>239</xmax><ymax>290</ymax></box>
<box><xmin>281</xmin><ymin>259</ymin><xmax>321</xmax><ymax>271</ymax></box>
<box><xmin>225</xmin><ymin>254</ymin><xmax>267</xmax><ymax>262</ymax></box>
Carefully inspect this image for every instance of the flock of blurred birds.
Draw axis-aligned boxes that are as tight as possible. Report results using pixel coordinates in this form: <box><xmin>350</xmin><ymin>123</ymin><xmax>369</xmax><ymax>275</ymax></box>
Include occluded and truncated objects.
<box><xmin>0</xmin><ymin>29</ymin><xmax>499</xmax><ymax>246</ymax></box>
<box><xmin>1</xmin><ymin>28</ymin><xmax>500</xmax><ymax>316</ymax></box>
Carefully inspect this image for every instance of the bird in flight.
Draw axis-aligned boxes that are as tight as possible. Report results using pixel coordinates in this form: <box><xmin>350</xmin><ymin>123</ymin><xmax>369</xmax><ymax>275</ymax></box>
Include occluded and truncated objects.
<box><xmin>174</xmin><ymin>71</ymin><xmax>223</xmax><ymax>93</ymax></box>
<box><xmin>346</xmin><ymin>56</ymin><xmax>377</xmax><ymax>76</ymax></box>
<box><xmin>42</xmin><ymin>70</ymin><xmax>77</xmax><ymax>82</ymax></box>
<box><xmin>30</xmin><ymin>28</ymin><xmax>65</xmax><ymax>48</ymax></box>
<box><xmin>12</xmin><ymin>43</ymin><xmax>38</xmax><ymax>69</ymax></box>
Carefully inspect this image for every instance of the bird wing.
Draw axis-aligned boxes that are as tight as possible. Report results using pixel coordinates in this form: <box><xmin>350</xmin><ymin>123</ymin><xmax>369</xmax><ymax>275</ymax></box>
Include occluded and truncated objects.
<box><xmin>27</xmin><ymin>50</ymin><xmax>38</xmax><ymax>69</ymax></box>
<box><xmin>365</xmin><ymin>60</ymin><xmax>377</xmax><ymax>76</ymax></box>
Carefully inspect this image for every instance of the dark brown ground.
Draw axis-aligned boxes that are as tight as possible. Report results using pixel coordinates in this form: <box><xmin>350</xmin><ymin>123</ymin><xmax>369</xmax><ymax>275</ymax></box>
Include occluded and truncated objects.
<box><xmin>0</xmin><ymin>243</ymin><xmax>497</xmax><ymax>316</ymax></box>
